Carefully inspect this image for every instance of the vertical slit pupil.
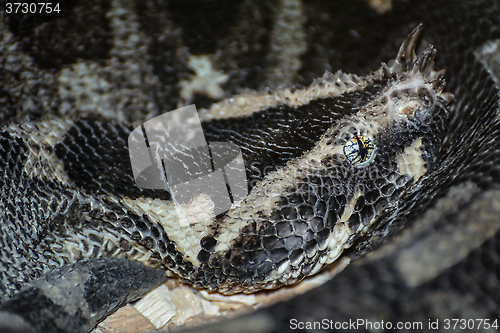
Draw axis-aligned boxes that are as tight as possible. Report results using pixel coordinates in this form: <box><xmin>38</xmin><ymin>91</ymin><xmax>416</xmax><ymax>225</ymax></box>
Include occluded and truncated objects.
<box><xmin>355</xmin><ymin>136</ymin><xmax>367</xmax><ymax>161</ymax></box>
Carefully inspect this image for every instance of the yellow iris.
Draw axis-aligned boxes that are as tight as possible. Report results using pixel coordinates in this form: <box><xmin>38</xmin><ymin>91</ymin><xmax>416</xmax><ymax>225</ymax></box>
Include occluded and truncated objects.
<box><xmin>343</xmin><ymin>135</ymin><xmax>375</xmax><ymax>166</ymax></box>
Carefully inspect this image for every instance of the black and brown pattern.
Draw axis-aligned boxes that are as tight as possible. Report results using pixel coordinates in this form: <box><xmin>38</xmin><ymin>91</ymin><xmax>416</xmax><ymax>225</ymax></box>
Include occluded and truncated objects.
<box><xmin>1</xmin><ymin>1</ymin><xmax>500</xmax><ymax>333</ymax></box>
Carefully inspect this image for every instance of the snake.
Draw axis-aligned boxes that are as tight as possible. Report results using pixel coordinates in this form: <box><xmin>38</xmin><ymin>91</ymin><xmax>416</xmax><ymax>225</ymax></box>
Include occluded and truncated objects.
<box><xmin>1</xmin><ymin>0</ymin><xmax>500</xmax><ymax>332</ymax></box>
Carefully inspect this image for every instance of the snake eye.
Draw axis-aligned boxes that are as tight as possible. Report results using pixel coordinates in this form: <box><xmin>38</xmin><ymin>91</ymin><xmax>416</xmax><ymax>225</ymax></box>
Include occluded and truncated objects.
<box><xmin>343</xmin><ymin>135</ymin><xmax>376</xmax><ymax>166</ymax></box>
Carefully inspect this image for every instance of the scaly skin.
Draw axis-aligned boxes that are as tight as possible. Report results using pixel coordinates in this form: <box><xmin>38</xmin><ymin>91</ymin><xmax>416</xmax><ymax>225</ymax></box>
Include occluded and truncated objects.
<box><xmin>1</xmin><ymin>1</ymin><xmax>500</xmax><ymax>332</ymax></box>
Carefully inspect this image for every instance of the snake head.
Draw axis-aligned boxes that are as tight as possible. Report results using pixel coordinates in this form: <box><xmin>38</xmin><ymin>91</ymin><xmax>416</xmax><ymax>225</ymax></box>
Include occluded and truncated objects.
<box><xmin>191</xmin><ymin>25</ymin><xmax>453</xmax><ymax>295</ymax></box>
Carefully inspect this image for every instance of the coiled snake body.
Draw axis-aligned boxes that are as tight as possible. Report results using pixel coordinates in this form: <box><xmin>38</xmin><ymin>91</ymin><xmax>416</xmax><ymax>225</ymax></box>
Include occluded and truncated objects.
<box><xmin>1</xmin><ymin>1</ymin><xmax>500</xmax><ymax>332</ymax></box>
